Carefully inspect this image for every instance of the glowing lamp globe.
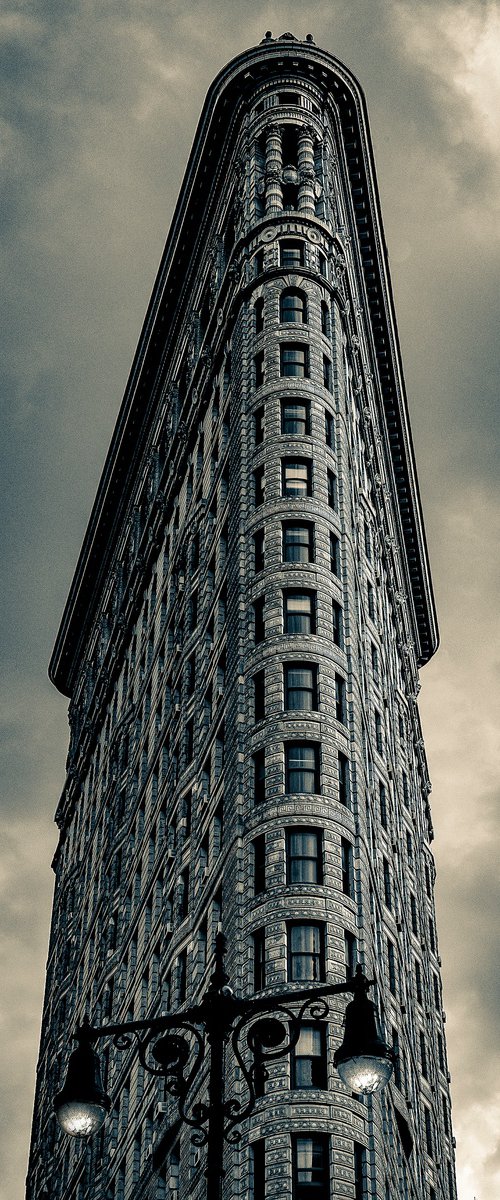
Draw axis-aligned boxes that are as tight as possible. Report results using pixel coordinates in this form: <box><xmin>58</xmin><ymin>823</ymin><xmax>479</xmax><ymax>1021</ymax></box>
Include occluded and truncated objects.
<box><xmin>334</xmin><ymin>985</ymin><xmax>394</xmax><ymax>1095</ymax></box>
<box><xmin>54</xmin><ymin>1037</ymin><xmax>111</xmax><ymax>1138</ymax></box>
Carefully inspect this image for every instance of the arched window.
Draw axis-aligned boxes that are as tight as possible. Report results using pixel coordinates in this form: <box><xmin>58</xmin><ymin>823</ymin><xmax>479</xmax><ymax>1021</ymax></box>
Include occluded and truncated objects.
<box><xmin>280</xmin><ymin>288</ymin><xmax>307</xmax><ymax>324</ymax></box>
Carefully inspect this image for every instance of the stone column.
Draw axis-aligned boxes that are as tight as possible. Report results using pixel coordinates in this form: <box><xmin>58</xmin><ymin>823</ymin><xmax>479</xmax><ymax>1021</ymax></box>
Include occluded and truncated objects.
<box><xmin>297</xmin><ymin>125</ymin><xmax>316</xmax><ymax>216</ymax></box>
<box><xmin>265</xmin><ymin>125</ymin><xmax>283</xmax><ymax>214</ymax></box>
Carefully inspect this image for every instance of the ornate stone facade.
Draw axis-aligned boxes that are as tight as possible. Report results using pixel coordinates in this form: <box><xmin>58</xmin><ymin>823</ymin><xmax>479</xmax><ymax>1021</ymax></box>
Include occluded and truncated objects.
<box><xmin>27</xmin><ymin>33</ymin><xmax>456</xmax><ymax>1200</ymax></box>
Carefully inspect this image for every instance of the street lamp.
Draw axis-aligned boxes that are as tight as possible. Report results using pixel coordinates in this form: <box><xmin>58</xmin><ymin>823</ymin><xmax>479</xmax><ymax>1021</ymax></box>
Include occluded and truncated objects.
<box><xmin>54</xmin><ymin>933</ymin><xmax>394</xmax><ymax>1200</ymax></box>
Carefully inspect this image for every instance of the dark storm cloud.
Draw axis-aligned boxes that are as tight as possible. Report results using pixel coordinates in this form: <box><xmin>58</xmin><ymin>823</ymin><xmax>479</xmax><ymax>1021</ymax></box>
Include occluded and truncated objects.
<box><xmin>1</xmin><ymin>3</ymin><xmax>499</xmax><ymax>1197</ymax></box>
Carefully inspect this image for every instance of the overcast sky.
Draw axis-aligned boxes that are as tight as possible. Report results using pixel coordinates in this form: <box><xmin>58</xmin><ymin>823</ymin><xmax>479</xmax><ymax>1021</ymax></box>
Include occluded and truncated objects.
<box><xmin>1</xmin><ymin>2</ymin><xmax>499</xmax><ymax>1198</ymax></box>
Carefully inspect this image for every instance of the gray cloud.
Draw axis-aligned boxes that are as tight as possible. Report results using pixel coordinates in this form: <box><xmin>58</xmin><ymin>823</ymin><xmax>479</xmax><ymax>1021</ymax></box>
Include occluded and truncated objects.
<box><xmin>1</xmin><ymin>3</ymin><xmax>499</xmax><ymax>1197</ymax></box>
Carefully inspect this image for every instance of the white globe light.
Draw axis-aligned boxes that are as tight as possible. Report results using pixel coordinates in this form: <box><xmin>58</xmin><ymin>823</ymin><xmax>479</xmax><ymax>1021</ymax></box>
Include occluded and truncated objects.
<box><xmin>337</xmin><ymin>1053</ymin><xmax>394</xmax><ymax>1094</ymax></box>
<box><xmin>56</xmin><ymin>1100</ymin><xmax>108</xmax><ymax>1137</ymax></box>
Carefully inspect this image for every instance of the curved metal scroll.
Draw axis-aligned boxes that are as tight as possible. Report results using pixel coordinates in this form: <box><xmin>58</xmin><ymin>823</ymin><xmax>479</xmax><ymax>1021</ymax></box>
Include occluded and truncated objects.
<box><xmin>224</xmin><ymin>994</ymin><xmax>330</xmax><ymax>1142</ymax></box>
<box><xmin>114</xmin><ymin>1020</ymin><xmax>210</xmax><ymax>1145</ymax></box>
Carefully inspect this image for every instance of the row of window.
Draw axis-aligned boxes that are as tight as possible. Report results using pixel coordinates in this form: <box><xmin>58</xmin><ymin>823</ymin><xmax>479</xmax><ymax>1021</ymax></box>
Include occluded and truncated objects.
<box><xmin>254</xmin><ymin>344</ymin><xmax>332</xmax><ymax>388</ymax></box>
<box><xmin>251</xmin><ymin>1134</ymin><xmax>366</xmax><ymax>1200</ymax></box>
<box><xmin>254</xmin><ymin>288</ymin><xmax>332</xmax><ymax>337</ymax></box>
<box><xmin>254</xmin><ymin>522</ymin><xmax>341</xmax><ymax>573</ymax></box>
<box><xmin>252</xmin><ymin>665</ymin><xmax>346</xmax><ymax>720</ymax></box>
<box><xmin>253</xmin><ymin>743</ymin><xmax>350</xmax><ymax>805</ymax></box>
<box><xmin>252</xmin><ymin>921</ymin><xmax>357</xmax><ymax>990</ymax></box>
<box><xmin>254</xmin><ymin>399</ymin><xmax>334</xmax><ymax>444</ymax></box>
<box><xmin>254</xmin><ymin>460</ymin><xmax>337</xmax><ymax>503</ymax></box>
<box><xmin>252</xmin><ymin>827</ymin><xmax>354</xmax><ymax>895</ymax></box>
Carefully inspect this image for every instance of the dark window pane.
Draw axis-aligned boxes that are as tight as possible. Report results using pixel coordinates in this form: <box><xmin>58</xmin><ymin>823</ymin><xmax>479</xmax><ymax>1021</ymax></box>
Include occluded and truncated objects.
<box><xmin>283</xmin><ymin>522</ymin><xmax>314</xmax><ymax>563</ymax></box>
<box><xmin>254</xmin><ymin>405</ymin><xmax>264</xmax><ymax>444</ymax></box>
<box><xmin>254</xmin><ymin>529</ymin><xmax>265</xmax><ymax>572</ymax></box>
<box><xmin>291</xmin><ymin>1025</ymin><xmax>327</xmax><ymax>1089</ymax></box>
<box><xmin>286</xmin><ymin>828</ymin><xmax>323</xmax><ymax>884</ymax></box>
<box><xmin>281</xmin><ymin>400</ymin><xmax>310</xmax><ymax>436</ymax></box>
<box><xmin>280</xmin><ymin>289</ymin><xmax>307</xmax><ymax>324</ymax></box>
<box><xmin>254</xmin><ymin>465</ymin><xmax>265</xmax><ymax>506</ymax></box>
<box><xmin>280</xmin><ymin>241</ymin><xmax>304</xmax><ymax>269</ymax></box>
<box><xmin>292</xmin><ymin>1135</ymin><xmax>329</xmax><ymax>1200</ymax></box>
<box><xmin>285</xmin><ymin>664</ymin><xmax>317</xmax><ymax>711</ymax></box>
<box><xmin>280</xmin><ymin>344</ymin><xmax>309</xmax><ymax>378</ymax></box>
<box><xmin>253</xmin><ymin>595</ymin><xmax>265</xmax><ymax>643</ymax></box>
<box><xmin>286</xmin><ymin>742</ymin><xmax>319</xmax><ymax>794</ymax></box>
<box><xmin>253</xmin><ymin>835</ymin><xmax>266</xmax><ymax>894</ymax></box>
<box><xmin>253</xmin><ymin>928</ymin><xmax>266</xmax><ymax>990</ymax></box>
<box><xmin>284</xmin><ymin>590</ymin><xmax>316</xmax><ymax>634</ymax></box>
<box><xmin>254</xmin><ymin>298</ymin><xmax>264</xmax><ymax>334</ymax></box>
<box><xmin>282</xmin><ymin>458</ymin><xmax>311</xmax><ymax>496</ymax></box>
<box><xmin>288</xmin><ymin>923</ymin><xmax>325</xmax><ymax>982</ymax></box>
<box><xmin>253</xmin><ymin>749</ymin><xmax>265</xmax><ymax>804</ymax></box>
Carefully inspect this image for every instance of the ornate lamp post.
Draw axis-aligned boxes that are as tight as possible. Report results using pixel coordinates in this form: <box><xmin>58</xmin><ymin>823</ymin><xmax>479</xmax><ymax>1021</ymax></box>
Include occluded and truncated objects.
<box><xmin>55</xmin><ymin>933</ymin><xmax>394</xmax><ymax>1200</ymax></box>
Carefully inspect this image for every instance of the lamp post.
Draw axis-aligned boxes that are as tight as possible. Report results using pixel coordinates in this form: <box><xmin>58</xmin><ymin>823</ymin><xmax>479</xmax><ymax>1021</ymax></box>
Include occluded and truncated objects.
<box><xmin>55</xmin><ymin>933</ymin><xmax>394</xmax><ymax>1200</ymax></box>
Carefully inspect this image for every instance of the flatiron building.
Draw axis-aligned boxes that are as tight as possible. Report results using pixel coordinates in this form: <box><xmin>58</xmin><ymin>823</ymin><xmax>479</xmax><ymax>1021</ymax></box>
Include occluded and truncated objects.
<box><xmin>27</xmin><ymin>31</ymin><xmax>457</xmax><ymax>1200</ymax></box>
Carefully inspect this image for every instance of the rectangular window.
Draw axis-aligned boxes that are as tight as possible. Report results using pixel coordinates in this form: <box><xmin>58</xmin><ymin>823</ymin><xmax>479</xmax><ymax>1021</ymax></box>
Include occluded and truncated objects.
<box><xmin>254</xmin><ymin>529</ymin><xmax>265</xmax><ymax>572</ymax></box>
<box><xmin>254</xmin><ymin>405</ymin><xmax>264</xmax><ymax>444</ymax></box>
<box><xmin>379</xmin><ymin>781</ymin><xmax>388</xmax><ymax>828</ymax></box>
<box><xmin>383</xmin><ymin>858</ymin><xmax>391</xmax><ymax>909</ymax></box>
<box><xmin>323</xmin><ymin>356</ymin><xmax>333</xmax><ymax>391</ymax></box>
<box><xmin>253</xmin><ymin>835</ymin><xmax>266</xmax><ymax>894</ymax></box>
<box><xmin>321</xmin><ymin>301</ymin><xmax>330</xmax><ymax>337</ymax></box>
<box><xmin>253</xmin><ymin>249</ymin><xmax>264</xmax><ymax>276</ymax></box>
<box><xmin>292</xmin><ymin>1134</ymin><xmax>329</xmax><ymax>1200</ymax></box>
<box><xmin>327</xmin><ymin>469</ymin><xmax>337</xmax><ymax>509</ymax></box>
<box><xmin>367</xmin><ymin>581</ymin><xmax>375</xmax><ymax>620</ymax></box>
<box><xmin>387</xmin><ymin>938</ymin><xmax>397</xmax><ymax>995</ymax></box>
<box><xmin>288</xmin><ymin>923</ymin><xmax>325</xmax><ymax>983</ymax></box>
<box><xmin>254</xmin><ymin>351</ymin><xmax>265</xmax><ymax>388</ymax></box>
<box><xmin>284</xmin><ymin>664</ymin><xmax>318</xmax><ymax>711</ymax></box>
<box><xmin>375</xmin><ymin>709</ymin><xmax>383</xmax><ymax>754</ymax></box>
<box><xmin>341</xmin><ymin>839</ymin><xmax>354</xmax><ymax>898</ymax></box>
<box><xmin>325</xmin><ymin>409</ymin><xmax>334</xmax><ymax>447</ymax></box>
<box><xmin>179</xmin><ymin>868</ymin><xmax>189</xmax><ymax>920</ymax></box>
<box><xmin>330</xmin><ymin>532</ymin><xmax>340</xmax><ymax>575</ymax></box>
<box><xmin>280</xmin><ymin>343</ymin><xmax>310</xmax><ymax>378</ymax></box>
<box><xmin>253</xmin><ymin>669</ymin><xmax>265</xmax><ymax>721</ymax></box>
<box><xmin>254</xmin><ymin>465</ymin><xmax>265</xmax><ymax>506</ymax></box>
<box><xmin>335</xmin><ymin>674</ymin><xmax>346</xmax><ymax>723</ymax></box>
<box><xmin>178</xmin><ymin>949</ymin><xmax>187</xmax><ymax>1003</ymax></box>
<box><xmin>286</xmin><ymin>827</ymin><xmax>323</xmax><ymax>884</ymax></box>
<box><xmin>282</xmin><ymin>458</ymin><xmax>312</xmax><ymax>497</ymax></box>
<box><xmin>253</xmin><ymin>595</ymin><xmax>265</xmax><ymax>644</ymax></box>
<box><xmin>283</xmin><ymin>521</ymin><xmax>314</xmax><ymax>563</ymax></box>
<box><xmin>332</xmin><ymin>600</ymin><xmax>343</xmax><ymax>648</ymax></box>
<box><xmin>410</xmin><ymin>894</ymin><xmax>419</xmax><ymax>936</ymax></box>
<box><xmin>254</xmin><ymin>298</ymin><xmax>264</xmax><ymax>334</ymax></box>
<box><xmin>420</xmin><ymin>1031</ymin><xmax>428</xmax><ymax>1079</ymax></box>
<box><xmin>250</xmin><ymin>1140</ymin><xmax>265</xmax><ymax>1200</ymax></box>
<box><xmin>424</xmin><ymin>1107</ymin><xmax>433</xmax><ymax>1158</ymax></box>
<box><xmin>415</xmin><ymin>958</ymin><xmax>423</xmax><ymax>1005</ymax></box>
<box><xmin>371</xmin><ymin>643</ymin><xmax>379</xmax><ymax>684</ymax></box>
<box><xmin>253</xmin><ymin>928</ymin><xmax>266</xmax><ymax>990</ymax></box>
<box><xmin>291</xmin><ymin>1024</ymin><xmax>327</xmax><ymax>1089</ymax></box>
<box><xmin>284</xmin><ymin>590</ymin><xmax>316</xmax><ymax>634</ymax></box>
<box><xmin>364</xmin><ymin>518</ymin><xmax>372</xmax><ymax>560</ymax></box>
<box><xmin>392</xmin><ymin>1028</ymin><xmax>402</xmax><ymax>1090</ymax></box>
<box><xmin>338</xmin><ymin>752</ymin><xmax>350</xmax><ymax>807</ymax></box>
<box><xmin>281</xmin><ymin>399</ymin><xmax>311</xmax><ymax>435</ymax></box>
<box><xmin>345</xmin><ymin>930</ymin><xmax>357</xmax><ymax>979</ymax></box>
<box><xmin>280</xmin><ymin>240</ymin><xmax>304</xmax><ymax>269</ymax></box>
<box><xmin>285</xmin><ymin>742</ymin><xmax>320</xmax><ymax>795</ymax></box>
<box><xmin>253</xmin><ymin>748</ymin><xmax>265</xmax><ymax>805</ymax></box>
<box><xmin>354</xmin><ymin>1142</ymin><xmax>367</xmax><ymax>1200</ymax></box>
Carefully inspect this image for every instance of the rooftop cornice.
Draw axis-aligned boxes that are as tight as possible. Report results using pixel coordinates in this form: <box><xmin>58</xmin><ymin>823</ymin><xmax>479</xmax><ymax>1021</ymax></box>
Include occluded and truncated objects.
<box><xmin>49</xmin><ymin>37</ymin><xmax>438</xmax><ymax>696</ymax></box>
